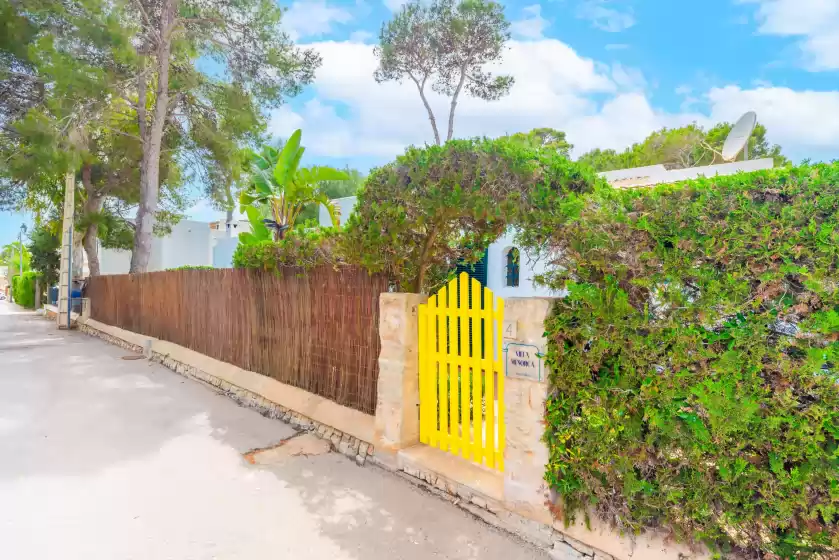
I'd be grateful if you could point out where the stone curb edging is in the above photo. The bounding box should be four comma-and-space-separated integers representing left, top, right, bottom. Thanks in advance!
80, 322, 145, 354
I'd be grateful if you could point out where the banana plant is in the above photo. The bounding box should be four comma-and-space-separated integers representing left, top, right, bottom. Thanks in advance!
239, 130, 348, 241
237, 206, 272, 246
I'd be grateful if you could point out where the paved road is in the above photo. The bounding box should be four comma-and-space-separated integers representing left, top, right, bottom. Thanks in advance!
0, 302, 548, 560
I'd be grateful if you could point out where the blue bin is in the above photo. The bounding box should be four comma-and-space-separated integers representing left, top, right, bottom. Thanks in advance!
49, 286, 59, 305
71, 289, 83, 313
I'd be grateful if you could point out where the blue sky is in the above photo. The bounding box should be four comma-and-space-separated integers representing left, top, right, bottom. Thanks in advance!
3, 0, 838, 244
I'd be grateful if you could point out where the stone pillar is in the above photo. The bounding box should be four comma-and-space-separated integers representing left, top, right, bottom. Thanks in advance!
502, 297, 557, 525
374, 293, 428, 451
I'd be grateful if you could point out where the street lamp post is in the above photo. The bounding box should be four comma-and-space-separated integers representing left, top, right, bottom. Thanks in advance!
12, 224, 27, 304
19, 224, 26, 280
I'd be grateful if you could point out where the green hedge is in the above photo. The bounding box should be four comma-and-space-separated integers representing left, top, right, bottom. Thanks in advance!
166, 265, 215, 271
538, 163, 839, 557
11, 271, 40, 309
232, 226, 341, 271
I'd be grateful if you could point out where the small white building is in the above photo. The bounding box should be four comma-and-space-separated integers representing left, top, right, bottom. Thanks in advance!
319, 158, 775, 296
99, 220, 219, 274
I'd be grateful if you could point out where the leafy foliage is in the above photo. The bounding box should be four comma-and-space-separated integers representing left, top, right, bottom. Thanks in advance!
296, 167, 364, 223
11, 271, 40, 308
0, 241, 31, 275
239, 130, 348, 241
507, 128, 573, 158
536, 163, 839, 557
342, 137, 598, 292
166, 265, 214, 271
27, 225, 60, 286
232, 226, 342, 271
577, 122, 790, 172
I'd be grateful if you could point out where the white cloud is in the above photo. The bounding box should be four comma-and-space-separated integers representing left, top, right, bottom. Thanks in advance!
269, 40, 683, 159
283, 0, 353, 40
576, 0, 636, 33
268, 39, 839, 165
741, 0, 839, 70
383, 0, 409, 11
349, 30, 375, 43
511, 5, 549, 40
706, 86, 839, 152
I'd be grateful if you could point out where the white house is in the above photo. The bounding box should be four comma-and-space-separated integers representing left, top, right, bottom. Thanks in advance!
319, 158, 775, 296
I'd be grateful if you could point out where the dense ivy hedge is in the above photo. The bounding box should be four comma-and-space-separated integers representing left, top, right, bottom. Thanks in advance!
232, 226, 342, 271
11, 271, 40, 308
538, 163, 839, 558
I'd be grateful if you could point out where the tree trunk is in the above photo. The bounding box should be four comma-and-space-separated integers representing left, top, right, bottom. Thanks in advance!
82, 194, 104, 277
72, 231, 85, 280
129, 0, 176, 273
412, 76, 441, 145
225, 182, 234, 238
80, 164, 104, 277
446, 65, 467, 142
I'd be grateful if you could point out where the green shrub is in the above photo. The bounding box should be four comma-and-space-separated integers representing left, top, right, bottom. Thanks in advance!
11, 271, 40, 308
232, 226, 341, 271
537, 163, 839, 558
342, 137, 598, 292
166, 265, 215, 271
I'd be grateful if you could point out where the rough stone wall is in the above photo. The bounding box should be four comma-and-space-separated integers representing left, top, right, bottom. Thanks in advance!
502, 298, 555, 525
374, 293, 427, 450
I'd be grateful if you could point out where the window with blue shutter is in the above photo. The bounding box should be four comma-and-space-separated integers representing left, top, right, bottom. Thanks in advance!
506, 248, 520, 287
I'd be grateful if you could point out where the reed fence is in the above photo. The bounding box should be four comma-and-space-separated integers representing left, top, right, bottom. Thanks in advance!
86, 267, 388, 414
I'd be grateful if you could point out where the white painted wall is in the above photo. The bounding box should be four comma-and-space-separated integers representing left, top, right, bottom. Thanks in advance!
320, 197, 357, 227
213, 237, 239, 269
99, 220, 213, 274
603, 158, 775, 188
485, 231, 558, 298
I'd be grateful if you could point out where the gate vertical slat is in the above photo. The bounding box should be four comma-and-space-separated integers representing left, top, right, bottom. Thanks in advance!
484, 285, 496, 469
458, 273, 470, 458
470, 277, 482, 464
437, 285, 450, 452
447, 279, 459, 455
428, 294, 439, 447
495, 292, 505, 471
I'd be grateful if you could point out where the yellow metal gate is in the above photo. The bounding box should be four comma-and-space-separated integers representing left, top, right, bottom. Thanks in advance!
418, 272, 505, 471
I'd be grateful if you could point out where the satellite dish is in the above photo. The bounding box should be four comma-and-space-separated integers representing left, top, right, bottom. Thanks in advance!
722, 111, 757, 162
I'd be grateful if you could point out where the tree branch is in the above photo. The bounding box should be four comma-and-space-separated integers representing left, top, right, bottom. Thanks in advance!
446, 62, 468, 142
409, 74, 440, 145
103, 126, 144, 144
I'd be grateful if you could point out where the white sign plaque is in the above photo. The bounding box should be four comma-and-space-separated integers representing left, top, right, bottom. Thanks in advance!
504, 343, 543, 381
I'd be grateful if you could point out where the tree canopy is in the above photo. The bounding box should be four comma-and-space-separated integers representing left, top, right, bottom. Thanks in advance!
342, 137, 598, 292
0, 0, 319, 273
374, 0, 513, 145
